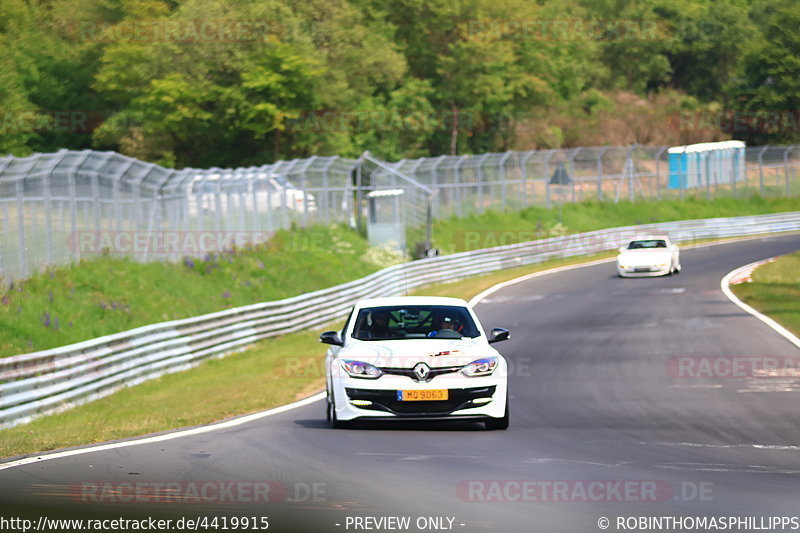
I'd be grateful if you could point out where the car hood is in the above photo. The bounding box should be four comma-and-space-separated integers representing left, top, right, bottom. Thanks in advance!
340, 338, 497, 369
618, 249, 672, 265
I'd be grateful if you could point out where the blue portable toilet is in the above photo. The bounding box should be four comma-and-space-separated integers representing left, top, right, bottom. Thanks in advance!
668, 141, 745, 190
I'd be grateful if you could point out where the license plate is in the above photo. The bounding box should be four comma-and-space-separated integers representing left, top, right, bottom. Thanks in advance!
634, 267, 652, 272
397, 389, 449, 401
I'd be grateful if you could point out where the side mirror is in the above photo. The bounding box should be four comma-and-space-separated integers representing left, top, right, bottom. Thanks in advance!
320, 331, 343, 346
488, 328, 510, 344
618, 246, 626, 253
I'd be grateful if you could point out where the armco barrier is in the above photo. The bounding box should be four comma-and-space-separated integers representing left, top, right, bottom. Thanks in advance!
1, 212, 799, 428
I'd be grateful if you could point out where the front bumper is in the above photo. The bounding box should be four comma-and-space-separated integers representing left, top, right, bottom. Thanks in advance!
617, 263, 671, 277
330, 370, 507, 422
345, 385, 496, 416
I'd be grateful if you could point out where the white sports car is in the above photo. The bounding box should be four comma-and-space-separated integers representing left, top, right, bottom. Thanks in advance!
616, 235, 681, 277
321, 296, 510, 430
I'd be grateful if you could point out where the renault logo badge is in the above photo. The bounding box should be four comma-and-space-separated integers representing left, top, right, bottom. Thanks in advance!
413, 363, 430, 381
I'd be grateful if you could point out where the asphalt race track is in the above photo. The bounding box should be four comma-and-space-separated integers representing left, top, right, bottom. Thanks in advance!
2, 234, 800, 533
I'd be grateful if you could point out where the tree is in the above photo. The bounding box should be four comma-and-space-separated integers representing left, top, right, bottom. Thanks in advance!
91, 0, 407, 166
730, 0, 800, 144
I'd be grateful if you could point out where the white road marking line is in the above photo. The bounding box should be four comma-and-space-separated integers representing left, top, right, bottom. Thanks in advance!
670, 384, 723, 389
469, 233, 797, 308
655, 463, 800, 474
0, 392, 326, 471
468, 258, 616, 307
720, 258, 800, 350
635, 441, 800, 451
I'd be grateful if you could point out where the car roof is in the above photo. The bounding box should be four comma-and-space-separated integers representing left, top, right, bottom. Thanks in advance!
355, 296, 471, 309
631, 235, 670, 241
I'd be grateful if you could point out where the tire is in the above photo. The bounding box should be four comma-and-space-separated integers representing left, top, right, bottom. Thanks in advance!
325, 394, 332, 423
485, 396, 509, 430
327, 393, 350, 429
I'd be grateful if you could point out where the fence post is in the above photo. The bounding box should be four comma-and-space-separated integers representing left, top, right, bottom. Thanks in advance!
43, 163, 54, 265
499, 151, 512, 209
475, 153, 489, 213
0, 157, 10, 279
568, 147, 580, 203
321, 157, 337, 224
455, 155, 467, 217
355, 155, 364, 234
758, 145, 769, 196
626, 144, 637, 202
544, 149, 556, 209
15, 175, 28, 278
91, 162, 102, 234
69, 151, 94, 263
116, 156, 136, 233
93, 152, 117, 234
521, 150, 535, 206
655, 146, 666, 200
784, 146, 792, 197
431, 155, 446, 219
298, 156, 316, 228
597, 147, 609, 201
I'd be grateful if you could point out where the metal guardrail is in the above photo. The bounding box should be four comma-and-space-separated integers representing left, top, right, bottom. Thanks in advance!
1, 212, 799, 427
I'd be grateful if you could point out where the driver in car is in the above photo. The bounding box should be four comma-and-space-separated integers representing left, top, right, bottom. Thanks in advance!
427, 316, 463, 337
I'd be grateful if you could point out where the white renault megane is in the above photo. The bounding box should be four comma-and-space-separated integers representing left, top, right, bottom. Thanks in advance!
321, 296, 510, 430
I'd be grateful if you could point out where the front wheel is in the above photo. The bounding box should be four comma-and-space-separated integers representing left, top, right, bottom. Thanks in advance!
485, 396, 509, 430
327, 394, 350, 429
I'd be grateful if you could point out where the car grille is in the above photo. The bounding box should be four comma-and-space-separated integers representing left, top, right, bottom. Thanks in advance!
345, 386, 496, 416
380, 365, 462, 382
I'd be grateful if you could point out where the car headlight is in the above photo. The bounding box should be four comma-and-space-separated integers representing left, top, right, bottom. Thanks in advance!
341, 359, 383, 379
461, 357, 498, 377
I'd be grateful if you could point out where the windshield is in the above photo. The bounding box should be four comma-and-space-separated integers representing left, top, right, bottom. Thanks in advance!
627, 239, 667, 250
351, 305, 480, 341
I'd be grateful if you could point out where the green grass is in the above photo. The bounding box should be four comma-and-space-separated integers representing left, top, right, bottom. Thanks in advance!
1, 194, 798, 458
423, 195, 800, 254
732, 252, 800, 337
0, 251, 619, 459
1, 234, 795, 459
0, 225, 402, 355
4, 196, 797, 356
